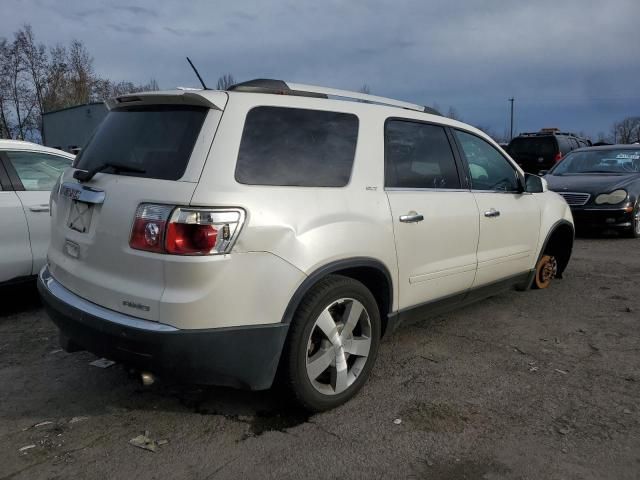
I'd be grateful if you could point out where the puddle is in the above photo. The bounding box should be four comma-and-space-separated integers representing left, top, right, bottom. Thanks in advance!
159, 384, 312, 438
421, 459, 510, 480
246, 408, 311, 437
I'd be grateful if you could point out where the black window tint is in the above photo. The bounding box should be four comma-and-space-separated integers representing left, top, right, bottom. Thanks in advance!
557, 137, 571, 154
75, 105, 207, 180
384, 120, 460, 189
455, 130, 520, 192
508, 137, 556, 157
235, 107, 358, 187
568, 138, 579, 150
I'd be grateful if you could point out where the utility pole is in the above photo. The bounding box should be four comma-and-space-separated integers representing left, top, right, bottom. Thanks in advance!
508, 97, 515, 141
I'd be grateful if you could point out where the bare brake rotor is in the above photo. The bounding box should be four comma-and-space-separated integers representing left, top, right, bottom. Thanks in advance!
535, 255, 557, 289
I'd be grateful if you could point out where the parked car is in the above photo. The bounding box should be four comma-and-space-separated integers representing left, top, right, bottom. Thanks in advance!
543, 145, 640, 237
38, 80, 574, 411
507, 128, 591, 173
0, 140, 74, 285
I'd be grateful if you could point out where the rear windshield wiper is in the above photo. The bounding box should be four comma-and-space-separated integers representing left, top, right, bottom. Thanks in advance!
73, 162, 146, 182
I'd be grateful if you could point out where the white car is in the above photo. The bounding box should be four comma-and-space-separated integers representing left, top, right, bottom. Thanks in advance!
0, 140, 74, 285
38, 80, 574, 411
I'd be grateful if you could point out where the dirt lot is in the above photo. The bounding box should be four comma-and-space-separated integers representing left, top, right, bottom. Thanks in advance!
1, 237, 639, 480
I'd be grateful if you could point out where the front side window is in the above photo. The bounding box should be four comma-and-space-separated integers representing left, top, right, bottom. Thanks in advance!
455, 130, 520, 192
385, 120, 460, 189
235, 106, 358, 187
6, 151, 71, 191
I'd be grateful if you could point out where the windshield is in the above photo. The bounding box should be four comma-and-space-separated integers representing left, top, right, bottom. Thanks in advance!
551, 149, 640, 175
75, 105, 207, 180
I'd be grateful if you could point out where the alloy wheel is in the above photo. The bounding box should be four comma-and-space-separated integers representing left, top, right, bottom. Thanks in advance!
305, 298, 372, 396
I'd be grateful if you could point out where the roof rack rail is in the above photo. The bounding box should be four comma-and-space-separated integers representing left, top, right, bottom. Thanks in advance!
518, 130, 581, 137
227, 78, 440, 115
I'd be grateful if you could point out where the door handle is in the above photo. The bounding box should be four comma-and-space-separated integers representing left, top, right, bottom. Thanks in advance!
484, 208, 500, 218
399, 212, 424, 223
29, 205, 50, 213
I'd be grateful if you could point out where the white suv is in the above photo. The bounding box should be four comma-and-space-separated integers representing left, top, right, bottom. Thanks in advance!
38, 80, 574, 411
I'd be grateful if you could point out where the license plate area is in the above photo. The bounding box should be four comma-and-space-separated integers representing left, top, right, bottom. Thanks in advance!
67, 200, 94, 233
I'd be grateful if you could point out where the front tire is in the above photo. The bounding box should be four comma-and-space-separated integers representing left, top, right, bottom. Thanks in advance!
625, 201, 640, 238
282, 275, 381, 412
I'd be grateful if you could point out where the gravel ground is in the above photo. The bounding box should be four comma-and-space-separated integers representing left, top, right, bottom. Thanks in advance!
1, 237, 639, 480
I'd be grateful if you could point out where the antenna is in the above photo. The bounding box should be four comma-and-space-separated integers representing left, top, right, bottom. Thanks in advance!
186, 57, 208, 90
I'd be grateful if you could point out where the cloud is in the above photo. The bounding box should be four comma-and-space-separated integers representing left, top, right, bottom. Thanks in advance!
1, 0, 639, 136
163, 26, 215, 37
107, 24, 152, 35
115, 5, 158, 16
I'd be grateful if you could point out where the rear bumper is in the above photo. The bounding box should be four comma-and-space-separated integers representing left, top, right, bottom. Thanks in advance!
37, 266, 289, 390
570, 207, 633, 230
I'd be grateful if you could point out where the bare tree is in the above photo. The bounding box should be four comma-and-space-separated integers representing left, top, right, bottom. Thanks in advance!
1, 35, 38, 140
611, 117, 640, 144
0, 24, 189, 140
43, 44, 70, 112
92, 78, 160, 100
475, 124, 501, 142
0, 38, 12, 138
358, 84, 371, 95
216, 73, 236, 90
67, 39, 94, 105
446, 106, 462, 121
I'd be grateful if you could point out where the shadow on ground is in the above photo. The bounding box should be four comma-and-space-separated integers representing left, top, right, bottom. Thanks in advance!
0, 281, 41, 318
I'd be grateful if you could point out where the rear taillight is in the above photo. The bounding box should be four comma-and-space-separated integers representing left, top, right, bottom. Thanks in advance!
130, 204, 173, 253
554, 152, 563, 163
129, 204, 245, 256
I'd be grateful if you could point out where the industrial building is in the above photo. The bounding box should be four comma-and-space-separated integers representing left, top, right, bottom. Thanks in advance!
42, 102, 107, 154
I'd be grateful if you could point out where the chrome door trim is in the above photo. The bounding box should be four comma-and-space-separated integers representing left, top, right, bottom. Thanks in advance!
385, 187, 471, 192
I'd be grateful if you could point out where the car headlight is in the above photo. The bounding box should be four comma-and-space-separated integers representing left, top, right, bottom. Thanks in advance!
595, 189, 628, 205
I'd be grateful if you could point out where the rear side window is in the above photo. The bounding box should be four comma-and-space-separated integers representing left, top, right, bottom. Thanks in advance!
75, 105, 208, 180
557, 137, 572, 154
235, 106, 358, 187
385, 120, 460, 189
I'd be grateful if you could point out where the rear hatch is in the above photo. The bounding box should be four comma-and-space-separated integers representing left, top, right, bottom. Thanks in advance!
48, 91, 226, 321
508, 136, 557, 172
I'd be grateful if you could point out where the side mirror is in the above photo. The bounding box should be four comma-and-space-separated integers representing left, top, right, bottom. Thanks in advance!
538, 170, 548, 176
525, 173, 544, 193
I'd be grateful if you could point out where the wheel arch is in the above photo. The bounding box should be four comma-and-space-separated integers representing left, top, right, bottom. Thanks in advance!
281, 257, 394, 336
538, 219, 575, 278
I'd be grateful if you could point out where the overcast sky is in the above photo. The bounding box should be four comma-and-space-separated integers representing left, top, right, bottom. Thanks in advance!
2, 0, 639, 138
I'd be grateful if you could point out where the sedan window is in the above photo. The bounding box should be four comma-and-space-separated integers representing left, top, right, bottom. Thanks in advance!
551, 150, 640, 175
6, 151, 72, 191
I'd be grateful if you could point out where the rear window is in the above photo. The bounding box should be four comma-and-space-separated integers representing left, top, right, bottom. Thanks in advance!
508, 137, 556, 157
235, 106, 358, 187
74, 105, 208, 180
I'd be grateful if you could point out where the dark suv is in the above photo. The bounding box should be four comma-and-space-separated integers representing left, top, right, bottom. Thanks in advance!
507, 129, 591, 173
